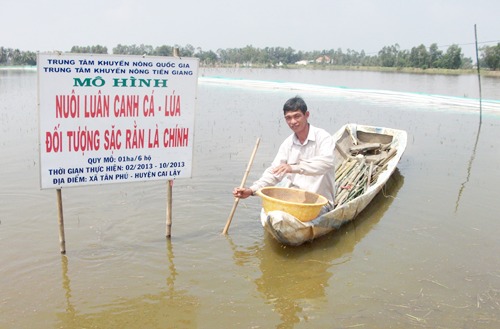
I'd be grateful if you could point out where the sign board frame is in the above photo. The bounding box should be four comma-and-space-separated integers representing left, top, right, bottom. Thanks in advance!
37, 53, 199, 189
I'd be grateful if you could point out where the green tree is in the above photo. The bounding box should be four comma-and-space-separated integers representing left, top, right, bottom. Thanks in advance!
112, 44, 129, 54
428, 43, 442, 68
0, 47, 8, 64
112, 44, 153, 55
239, 45, 259, 64
280, 47, 300, 65
153, 45, 174, 56
481, 43, 500, 70
378, 44, 400, 67
70, 45, 107, 54
215, 48, 225, 63
177, 44, 195, 57
328, 48, 344, 65
10, 49, 23, 65
409, 44, 429, 69
196, 49, 218, 65
437, 44, 462, 69
21, 51, 36, 65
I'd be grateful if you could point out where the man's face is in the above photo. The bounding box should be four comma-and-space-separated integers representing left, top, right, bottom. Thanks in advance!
284, 110, 309, 134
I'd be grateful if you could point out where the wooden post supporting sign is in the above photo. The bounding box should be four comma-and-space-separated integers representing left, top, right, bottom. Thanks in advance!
166, 47, 180, 238
56, 188, 66, 254
166, 180, 173, 237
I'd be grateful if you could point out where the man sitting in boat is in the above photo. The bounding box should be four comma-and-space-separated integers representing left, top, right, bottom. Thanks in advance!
232, 96, 335, 203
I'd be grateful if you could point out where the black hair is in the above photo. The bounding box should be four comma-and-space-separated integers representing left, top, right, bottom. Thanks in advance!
283, 96, 307, 115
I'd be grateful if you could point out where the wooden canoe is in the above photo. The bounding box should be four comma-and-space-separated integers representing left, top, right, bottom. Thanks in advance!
260, 123, 408, 246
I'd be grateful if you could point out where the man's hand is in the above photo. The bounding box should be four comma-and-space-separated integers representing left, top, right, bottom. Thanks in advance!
232, 187, 253, 199
271, 163, 292, 177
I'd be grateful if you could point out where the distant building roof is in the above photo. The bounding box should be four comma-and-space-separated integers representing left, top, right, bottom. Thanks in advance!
315, 55, 331, 63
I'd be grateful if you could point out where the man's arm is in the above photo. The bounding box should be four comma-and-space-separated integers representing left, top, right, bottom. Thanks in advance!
290, 133, 334, 175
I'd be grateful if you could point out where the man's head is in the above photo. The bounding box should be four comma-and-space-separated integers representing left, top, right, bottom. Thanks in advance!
283, 96, 307, 115
283, 96, 310, 137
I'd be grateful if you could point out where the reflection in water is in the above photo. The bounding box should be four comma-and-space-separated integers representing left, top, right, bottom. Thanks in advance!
455, 123, 482, 212
57, 242, 199, 329
165, 240, 177, 296
61, 255, 76, 324
232, 171, 404, 328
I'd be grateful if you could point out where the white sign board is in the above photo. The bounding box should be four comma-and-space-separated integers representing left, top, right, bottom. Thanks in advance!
38, 53, 199, 189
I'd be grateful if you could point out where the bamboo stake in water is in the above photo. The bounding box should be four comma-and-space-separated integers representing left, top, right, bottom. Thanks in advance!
474, 24, 483, 124
222, 138, 260, 235
166, 180, 173, 237
56, 189, 66, 254
166, 46, 179, 238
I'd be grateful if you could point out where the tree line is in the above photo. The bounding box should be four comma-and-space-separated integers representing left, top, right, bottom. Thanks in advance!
1, 42, 499, 70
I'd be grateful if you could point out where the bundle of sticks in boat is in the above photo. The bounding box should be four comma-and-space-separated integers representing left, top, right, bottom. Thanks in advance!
334, 144, 396, 207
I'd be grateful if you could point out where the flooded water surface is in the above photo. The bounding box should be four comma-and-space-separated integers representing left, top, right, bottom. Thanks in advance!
1, 68, 500, 328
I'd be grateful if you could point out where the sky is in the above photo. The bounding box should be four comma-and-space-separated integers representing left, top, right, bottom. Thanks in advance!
2, 0, 499, 59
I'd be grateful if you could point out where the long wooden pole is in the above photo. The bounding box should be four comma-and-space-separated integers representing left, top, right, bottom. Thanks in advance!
166, 47, 180, 238
474, 24, 483, 124
56, 188, 66, 254
222, 138, 260, 235
166, 180, 173, 237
